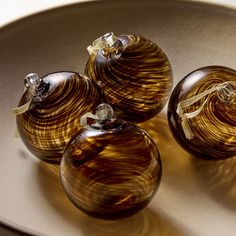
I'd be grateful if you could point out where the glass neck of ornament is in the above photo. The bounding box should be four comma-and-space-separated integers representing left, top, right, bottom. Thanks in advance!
12, 73, 50, 115
80, 103, 125, 130
87, 32, 124, 58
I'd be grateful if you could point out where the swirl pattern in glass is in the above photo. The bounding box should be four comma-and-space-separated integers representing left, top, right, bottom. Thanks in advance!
16, 72, 102, 163
60, 120, 162, 219
168, 66, 236, 160
85, 34, 173, 123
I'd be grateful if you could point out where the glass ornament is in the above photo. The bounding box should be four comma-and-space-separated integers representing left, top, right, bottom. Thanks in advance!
85, 32, 173, 123
13, 72, 103, 163
168, 66, 236, 160
60, 104, 162, 219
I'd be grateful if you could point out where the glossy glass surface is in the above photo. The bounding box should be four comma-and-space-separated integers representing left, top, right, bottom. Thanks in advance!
168, 66, 236, 160
60, 120, 162, 219
16, 72, 102, 163
85, 34, 173, 123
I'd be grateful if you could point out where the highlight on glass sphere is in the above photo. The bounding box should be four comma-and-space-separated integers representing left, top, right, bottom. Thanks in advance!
13, 71, 103, 163
85, 32, 173, 123
60, 103, 162, 219
168, 65, 236, 160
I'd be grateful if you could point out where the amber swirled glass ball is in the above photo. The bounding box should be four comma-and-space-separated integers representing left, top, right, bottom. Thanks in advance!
168, 66, 236, 160
60, 104, 162, 219
14, 72, 103, 163
85, 32, 173, 123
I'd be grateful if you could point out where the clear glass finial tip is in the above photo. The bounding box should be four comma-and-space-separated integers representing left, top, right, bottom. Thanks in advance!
96, 103, 114, 122
217, 82, 236, 103
24, 73, 41, 90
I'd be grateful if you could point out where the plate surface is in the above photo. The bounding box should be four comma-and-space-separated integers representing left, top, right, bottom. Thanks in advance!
0, 0, 236, 235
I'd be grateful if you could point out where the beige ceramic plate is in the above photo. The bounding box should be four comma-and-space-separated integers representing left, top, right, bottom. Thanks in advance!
0, 0, 236, 235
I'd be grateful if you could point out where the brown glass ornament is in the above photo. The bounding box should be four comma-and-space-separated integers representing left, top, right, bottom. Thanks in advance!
168, 66, 236, 160
85, 32, 173, 123
14, 72, 103, 163
60, 104, 162, 219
